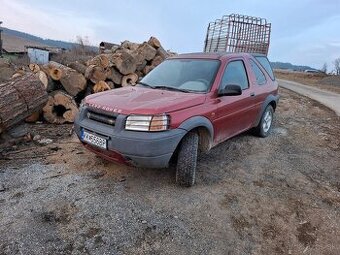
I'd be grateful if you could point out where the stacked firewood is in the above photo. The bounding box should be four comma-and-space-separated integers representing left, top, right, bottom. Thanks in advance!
0, 37, 173, 131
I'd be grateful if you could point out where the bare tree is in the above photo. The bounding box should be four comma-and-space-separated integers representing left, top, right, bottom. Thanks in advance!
321, 62, 327, 74
51, 36, 96, 65
334, 58, 340, 75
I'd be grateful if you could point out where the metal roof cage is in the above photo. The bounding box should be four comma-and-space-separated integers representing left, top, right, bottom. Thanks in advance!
204, 14, 271, 55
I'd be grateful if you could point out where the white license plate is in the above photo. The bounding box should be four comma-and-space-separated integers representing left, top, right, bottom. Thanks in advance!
82, 130, 107, 149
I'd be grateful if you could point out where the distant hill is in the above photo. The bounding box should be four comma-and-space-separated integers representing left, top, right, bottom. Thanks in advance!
2, 27, 97, 51
270, 61, 316, 72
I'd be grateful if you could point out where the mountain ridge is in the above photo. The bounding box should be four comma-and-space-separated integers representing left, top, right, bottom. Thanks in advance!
2, 27, 96, 50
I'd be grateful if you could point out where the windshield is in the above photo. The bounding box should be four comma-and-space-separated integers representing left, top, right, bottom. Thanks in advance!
139, 59, 220, 92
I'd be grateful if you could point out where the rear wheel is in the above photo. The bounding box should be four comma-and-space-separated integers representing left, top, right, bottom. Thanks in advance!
176, 132, 199, 187
254, 105, 274, 137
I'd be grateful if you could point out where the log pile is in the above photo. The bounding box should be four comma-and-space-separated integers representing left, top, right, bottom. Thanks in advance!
0, 36, 174, 131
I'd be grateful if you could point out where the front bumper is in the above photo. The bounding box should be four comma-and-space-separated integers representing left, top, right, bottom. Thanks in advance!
74, 107, 186, 168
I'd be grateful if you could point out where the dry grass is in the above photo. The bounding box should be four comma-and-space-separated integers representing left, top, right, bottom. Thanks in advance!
274, 69, 340, 94
50, 46, 97, 66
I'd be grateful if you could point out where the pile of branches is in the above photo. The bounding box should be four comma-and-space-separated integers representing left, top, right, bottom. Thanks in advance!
9, 37, 173, 126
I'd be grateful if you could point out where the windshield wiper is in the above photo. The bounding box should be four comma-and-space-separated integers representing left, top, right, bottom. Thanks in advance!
153, 85, 190, 93
138, 82, 155, 88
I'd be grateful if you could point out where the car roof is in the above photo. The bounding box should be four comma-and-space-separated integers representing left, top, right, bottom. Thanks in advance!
169, 52, 267, 61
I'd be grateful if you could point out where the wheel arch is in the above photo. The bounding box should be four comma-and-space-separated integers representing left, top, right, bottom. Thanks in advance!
178, 116, 214, 152
254, 94, 279, 127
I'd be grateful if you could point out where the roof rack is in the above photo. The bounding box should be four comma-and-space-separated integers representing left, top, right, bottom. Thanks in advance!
204, 14, 271, 55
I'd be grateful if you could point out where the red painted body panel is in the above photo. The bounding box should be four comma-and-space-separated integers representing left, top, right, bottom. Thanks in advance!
85, 86, 206, 115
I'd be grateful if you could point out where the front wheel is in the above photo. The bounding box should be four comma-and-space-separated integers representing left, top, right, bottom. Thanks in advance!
254, 105, 274, 137
176, 132, 199, 187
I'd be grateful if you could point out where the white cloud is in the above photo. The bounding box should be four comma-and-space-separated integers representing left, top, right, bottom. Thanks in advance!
0, 0, 102, 44
1, 0, 340, 68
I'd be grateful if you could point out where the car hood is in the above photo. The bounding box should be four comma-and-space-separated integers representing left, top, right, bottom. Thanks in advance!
85, 86, 206, 115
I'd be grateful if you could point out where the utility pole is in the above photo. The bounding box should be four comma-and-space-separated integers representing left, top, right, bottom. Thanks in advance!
0, 21, 3, 58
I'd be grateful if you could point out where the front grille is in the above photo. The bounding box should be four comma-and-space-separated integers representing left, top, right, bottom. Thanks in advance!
87, 110, 117, 126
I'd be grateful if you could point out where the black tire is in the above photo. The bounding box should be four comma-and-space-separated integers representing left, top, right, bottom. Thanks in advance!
254, 105, 274, 137
176, 132, 199, 187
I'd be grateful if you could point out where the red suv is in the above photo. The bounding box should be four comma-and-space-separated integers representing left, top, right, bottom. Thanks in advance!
75, 52, 279, 186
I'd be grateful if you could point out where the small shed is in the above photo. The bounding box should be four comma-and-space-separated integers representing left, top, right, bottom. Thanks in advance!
27, 46, 49, 64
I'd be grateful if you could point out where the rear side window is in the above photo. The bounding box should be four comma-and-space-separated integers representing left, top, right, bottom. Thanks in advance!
255, 56, 275, 80
220, 60, 249, 90
250, 60, 266, 85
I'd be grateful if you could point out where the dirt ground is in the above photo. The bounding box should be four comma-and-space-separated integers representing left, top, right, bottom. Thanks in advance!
0, 88, 339, 255
274, 70, 340, 94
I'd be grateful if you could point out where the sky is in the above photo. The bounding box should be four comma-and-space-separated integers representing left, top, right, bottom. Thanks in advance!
1, 0, 340, 70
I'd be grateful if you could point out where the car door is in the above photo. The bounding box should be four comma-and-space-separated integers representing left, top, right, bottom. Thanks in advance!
213, 58, 257, 143
247, 59, 269, 122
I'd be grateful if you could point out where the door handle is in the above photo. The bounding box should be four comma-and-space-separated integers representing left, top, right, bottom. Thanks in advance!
250, 92, 256, 97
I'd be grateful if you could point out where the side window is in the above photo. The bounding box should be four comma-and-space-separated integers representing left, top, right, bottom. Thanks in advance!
250, 59, 267, 85
220, 60, 249, 90
255, 56, 275, 80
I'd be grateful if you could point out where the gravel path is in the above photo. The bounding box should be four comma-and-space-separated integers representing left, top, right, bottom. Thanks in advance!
0, 89, 339, 255
278, 79, 340, 116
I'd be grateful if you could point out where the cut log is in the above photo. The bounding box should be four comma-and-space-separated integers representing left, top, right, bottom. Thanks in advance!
121, 40, 139, 51
93, 81, 111, 93
12, 73, 23, 79
25, 111, 40, 123
135, 70, 144, 78
148, 36, 161, 49
87, 55, 110, 69
37, 71, 49, 89
47, 61, 87, 96
85, 65, 107, 84
151, 55, 164, 67
106, 81, 115, 89
42, 90, 79, 124
0, 73, 48, 133
68, 61, 87, 75
137, 42, 157, 61
143, 65, 154, 75
121, 73, 138, 87
45, 76, 61, 93
136, 60, 147, 72
40, 64, 52, 77
0, 67, 15, 82
29, 63, 40, 73
111, 51, 137, 75
50, 66, 62, 81
105, 67, 123, 84
85, 65, 96, 79
156, 46, 168, 59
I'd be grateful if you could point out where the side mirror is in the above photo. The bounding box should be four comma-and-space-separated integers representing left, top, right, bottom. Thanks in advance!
218, 84, 242, 96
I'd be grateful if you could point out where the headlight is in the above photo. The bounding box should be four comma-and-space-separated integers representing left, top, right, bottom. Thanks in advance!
125, 114, 169, 131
